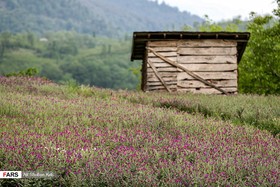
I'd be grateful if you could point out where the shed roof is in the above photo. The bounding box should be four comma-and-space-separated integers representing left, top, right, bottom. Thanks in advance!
131, 31, 250, 62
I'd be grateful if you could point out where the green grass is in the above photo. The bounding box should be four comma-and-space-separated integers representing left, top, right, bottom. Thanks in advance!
0, 49, 56, 74
0, 77, 279, 186
120, 92, 280, 137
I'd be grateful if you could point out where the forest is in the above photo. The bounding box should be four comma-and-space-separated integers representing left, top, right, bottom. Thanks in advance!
0, 0, 202, 37
0, 0, 279, 94
0, 32, 140, 89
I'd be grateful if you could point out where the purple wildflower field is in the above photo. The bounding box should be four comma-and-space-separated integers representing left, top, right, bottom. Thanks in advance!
0, 77, 279, 186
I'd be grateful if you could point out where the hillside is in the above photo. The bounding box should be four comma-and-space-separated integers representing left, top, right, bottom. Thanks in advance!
0, 32, 140, 90
0, 0, 203, 36
0, 77, 279, 186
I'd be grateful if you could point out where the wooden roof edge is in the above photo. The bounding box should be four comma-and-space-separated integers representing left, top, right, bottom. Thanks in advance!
131, 31, 250, 61
132, 31, 250, 39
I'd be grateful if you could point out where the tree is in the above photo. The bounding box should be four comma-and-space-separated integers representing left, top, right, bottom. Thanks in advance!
239, 10, 280, 94
273, 0, 280, 18
27, 32, 35, 47
182, 15, 240, 32
0, 32, 12, 58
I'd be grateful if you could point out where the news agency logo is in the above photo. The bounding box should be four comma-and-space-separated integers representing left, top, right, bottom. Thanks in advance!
0, 171, 22, 179
0, 171, 57, 179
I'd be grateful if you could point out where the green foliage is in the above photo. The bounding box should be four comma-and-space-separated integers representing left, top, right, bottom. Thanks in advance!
183, 15, 245, 32
0, 31, 140, 90
273, 0, 280, 18
63, 80, 96, 98
4, 67, 38, 77
197, 15, 224, 31
239, 12, 280, 94
129, 66, 142, 90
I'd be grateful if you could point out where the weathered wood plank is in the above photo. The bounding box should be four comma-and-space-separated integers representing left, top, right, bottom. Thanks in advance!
147, 73, 177, 78
147, 76, 177, 82
179, 63, 237, 72
147, 67, 178, 73
178, 39, 237, 47
147, 62, 173, 68
147, 81, 177, 86
147, 73, 177, 82
147, 87, 177, 92
177, 87, 238, 94
177, 72, 237, 80
148, 52, 177, 57
178, 55, 237, 64
148, 41, 177, 47
148, 57, 177, 63
147, 84, 177, 90
178, 47, 237, 56
148, 63, 237, 72
177, 80, 237, 88
147, 59, 172, 92
148, 47, 177, 52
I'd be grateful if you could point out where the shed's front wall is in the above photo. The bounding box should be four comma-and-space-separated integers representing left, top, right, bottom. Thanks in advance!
145, 39, 238, 94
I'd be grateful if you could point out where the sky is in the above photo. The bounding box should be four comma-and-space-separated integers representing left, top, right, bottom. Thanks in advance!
155, 0, 277, 21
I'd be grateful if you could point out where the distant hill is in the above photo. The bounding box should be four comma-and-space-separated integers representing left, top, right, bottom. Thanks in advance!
0, 0, 203, 37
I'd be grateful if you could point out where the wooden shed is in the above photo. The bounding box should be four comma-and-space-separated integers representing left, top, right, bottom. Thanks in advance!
131, 31, 250, 94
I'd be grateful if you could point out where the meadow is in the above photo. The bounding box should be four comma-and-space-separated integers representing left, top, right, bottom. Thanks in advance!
0, 77, 279, 186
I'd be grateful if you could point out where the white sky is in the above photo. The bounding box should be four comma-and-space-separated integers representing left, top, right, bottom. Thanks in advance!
155, 0, 277, 21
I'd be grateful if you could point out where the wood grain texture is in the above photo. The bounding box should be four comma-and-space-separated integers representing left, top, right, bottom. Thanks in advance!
148, 63, 237, 72
177, 79, 237, 88
147, 60, 172, 92
177, 87, 237, 94
147, 76, 177, 82
148, 52, 177, 57
147, 47, 177, 52
147, 62, 173, 68
148, 41, 177, 47
177, 72, 237, 80
180, 63, 237, 72
178, 39, 237, 47
148, 57, 177, 63
147, 47, 230, 95
147, 81, 177, 86
178, 55, 237, 64
147, 72, 177, 78
178, 47, 237, 56
144, 39, 240, 94
147, 67, 178, 73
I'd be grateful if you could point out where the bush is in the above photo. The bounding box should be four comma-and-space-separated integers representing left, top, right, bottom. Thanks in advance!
4, 67, 38, 77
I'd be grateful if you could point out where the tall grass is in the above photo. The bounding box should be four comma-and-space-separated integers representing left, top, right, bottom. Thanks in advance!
121, 92, 280, 137
0, 77, 279, 186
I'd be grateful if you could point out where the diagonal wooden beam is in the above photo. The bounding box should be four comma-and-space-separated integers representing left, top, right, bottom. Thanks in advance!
147, 47, 229, 95
147, 59, 172, 92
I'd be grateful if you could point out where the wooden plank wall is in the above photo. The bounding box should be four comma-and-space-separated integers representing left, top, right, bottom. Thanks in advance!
146, 41, 178, 91
145, 40, 238, 94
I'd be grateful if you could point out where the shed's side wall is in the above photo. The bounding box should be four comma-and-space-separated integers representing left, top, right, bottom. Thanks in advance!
145, 39, 238, 94
146, 41, 178, 92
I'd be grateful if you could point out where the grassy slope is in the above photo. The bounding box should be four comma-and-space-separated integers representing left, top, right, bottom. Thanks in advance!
0, 49, 56, 72
0, 77, 279, 186
121, 91, 280, 136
